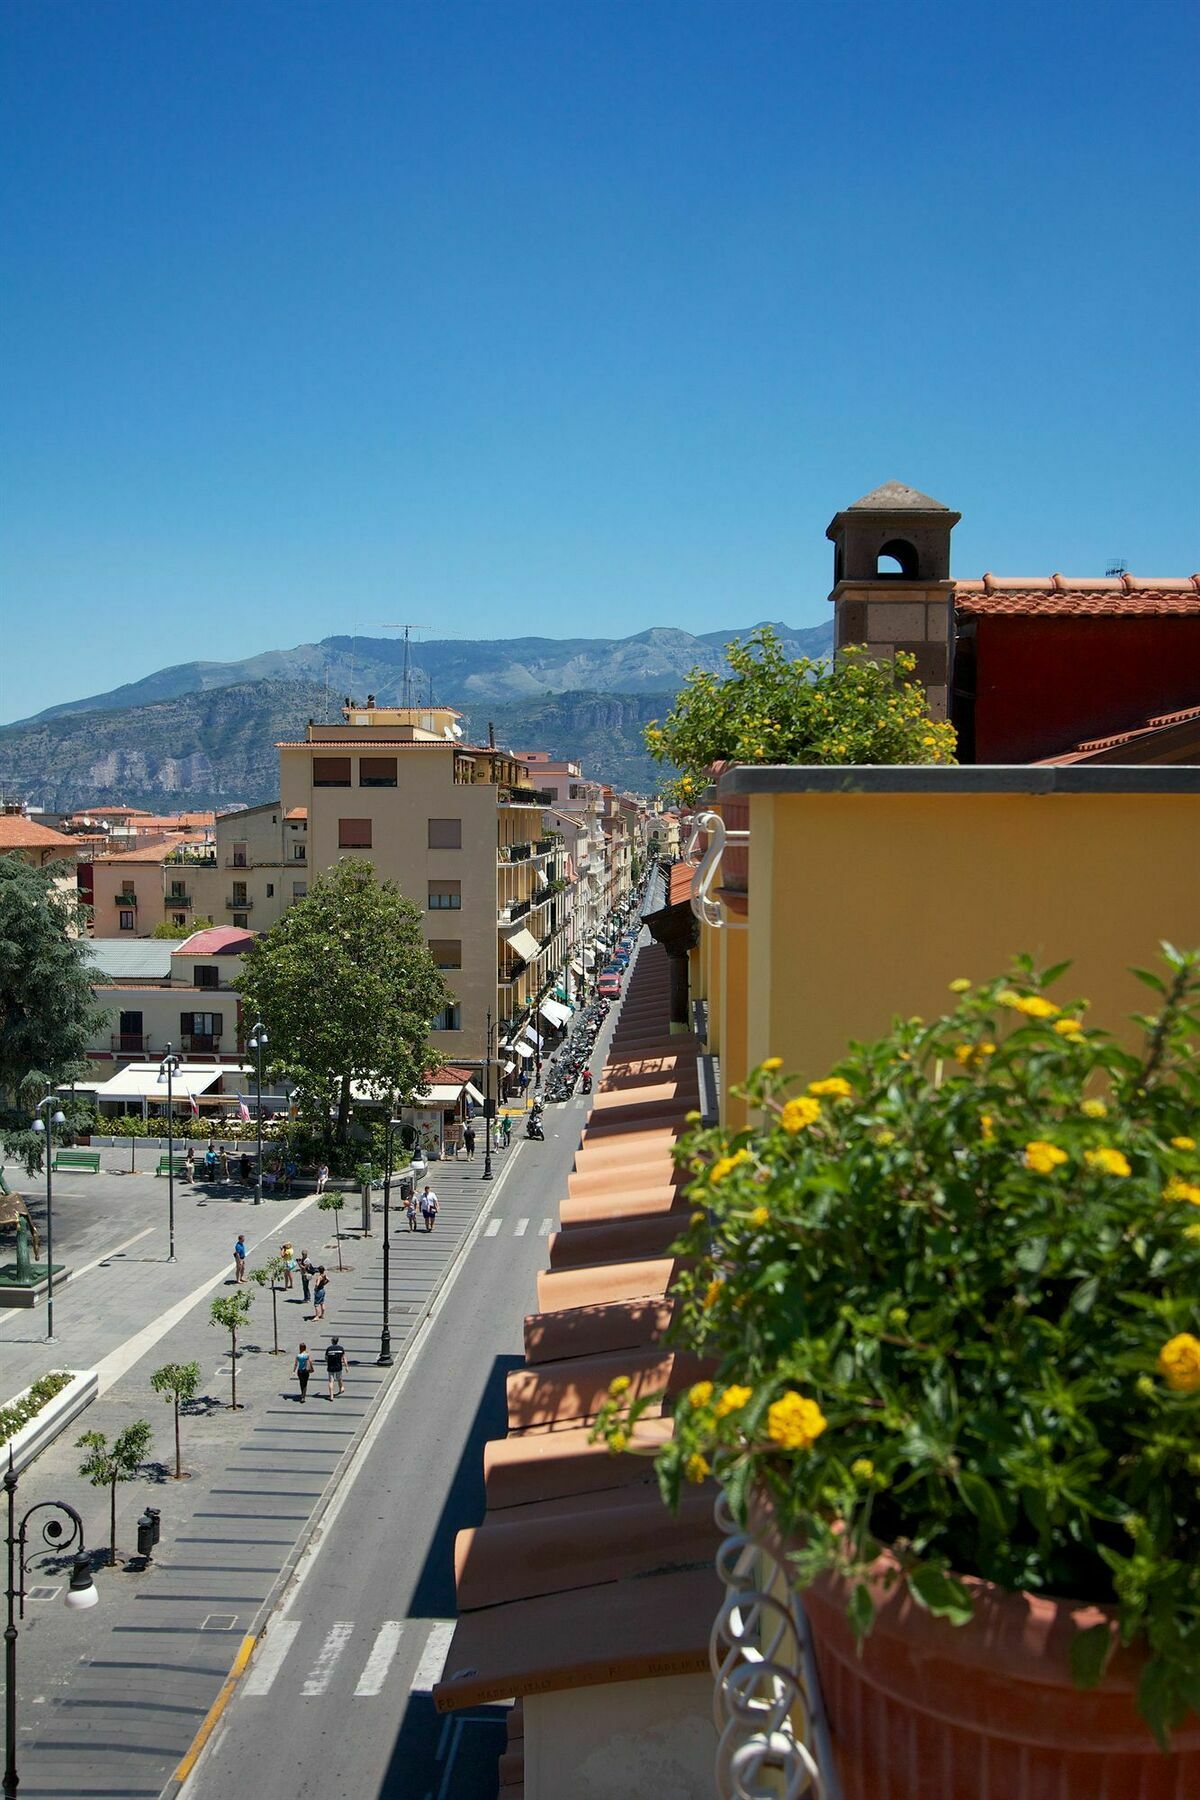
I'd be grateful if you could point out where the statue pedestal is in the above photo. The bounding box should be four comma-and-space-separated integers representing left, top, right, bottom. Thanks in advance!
0, 1261, 71, 1309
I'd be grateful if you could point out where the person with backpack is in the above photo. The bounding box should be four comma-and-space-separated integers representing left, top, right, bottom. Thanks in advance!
419, 1185, 439, 1232
325, 1336, 346, 1400
312, 1266, 328, 1320
293, 1342, 312, 1403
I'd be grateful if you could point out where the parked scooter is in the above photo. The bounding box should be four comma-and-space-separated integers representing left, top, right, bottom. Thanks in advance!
581, 1069, 593, 1093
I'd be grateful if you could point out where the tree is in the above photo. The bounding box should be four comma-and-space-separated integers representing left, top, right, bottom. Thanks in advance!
0, 858, 105, 1145
210, 1292, 253, 1409
237, 858, 451, 1147
317, 1191, 346, 1271
250, 1256, 288, 1354
77, 1420, 153, 1567
644, 627, 958, 803
152, 916, 214, 939
149, 1360, 201, 1478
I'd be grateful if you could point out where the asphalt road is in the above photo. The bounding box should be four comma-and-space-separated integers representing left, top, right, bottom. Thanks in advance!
185, 1081, 599, 1800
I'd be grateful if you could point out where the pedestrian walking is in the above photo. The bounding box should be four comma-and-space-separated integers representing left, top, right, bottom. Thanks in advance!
312, 1266, 328, 1320
419, 1185, 439, 1232
325, 1336, 346, 1400
280, 1242, 295, 1290
219, 1144, 230, 1181
298, 1249, 313, 1302
239, 1151, 252, 1185
463, 1123, 476, 1159
500, 1115, 511, 1148
233, 1234, 247, 1283
293, 1342, 312, 1404
316, 1162, 330, 1194
205, 1142, 218, 1179
184, 1145, 195, 1183
405, 1191, 419, 1233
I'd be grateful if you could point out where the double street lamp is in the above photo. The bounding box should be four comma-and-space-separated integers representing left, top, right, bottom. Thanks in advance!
30, 1096, 65, 1342
248, 1022, 268, 1206
380, 1119, 425, 1366
483, 1009, 494, 1181
159, 1047, 181, 1263
5, 1451, 98, 1799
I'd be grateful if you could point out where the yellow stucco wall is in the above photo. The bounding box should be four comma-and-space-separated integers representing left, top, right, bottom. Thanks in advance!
740, 788, 1200, 1085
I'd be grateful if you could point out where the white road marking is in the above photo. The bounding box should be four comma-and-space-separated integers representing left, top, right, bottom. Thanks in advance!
513, 1217, 529, 1237
411, 1620, 456, 1692
539, 1217, 552, 1236
301, 1620, 354, 1695
483, 1218, 502, 1237
354, 1620, 405, 1696
242, 1618, 301, 1696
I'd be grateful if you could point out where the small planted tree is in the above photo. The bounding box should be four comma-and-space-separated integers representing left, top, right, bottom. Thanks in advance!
149, 1360, 201, 1478
210, 1291, 253, 1409
77, 1420, 154, 1568
251, 1255, 288, 1354
317, 1190, 346, 1270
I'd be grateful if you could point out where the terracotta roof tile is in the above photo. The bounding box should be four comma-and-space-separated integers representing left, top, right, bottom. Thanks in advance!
956, 574, 1200, 618
1038, 702, 1200, 764
0, 815, 79, 851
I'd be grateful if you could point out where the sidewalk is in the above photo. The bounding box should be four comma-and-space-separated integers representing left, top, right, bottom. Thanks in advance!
5, 1145, 512, 1800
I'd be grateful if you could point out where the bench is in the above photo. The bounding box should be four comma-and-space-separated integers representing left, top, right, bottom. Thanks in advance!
52, 1149, 101, 1174
156, 1156, 190, 1178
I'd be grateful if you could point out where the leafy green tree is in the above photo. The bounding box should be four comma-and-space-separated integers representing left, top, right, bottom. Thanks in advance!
152, 916, 214, 939
210, 1292, 253, 1409
149, 1360, 201, 1478
77, 1420, 154, 1567
0, 859, 105, 1156
644, 626, 957, 803
237, 858, 451, 1147
317, 1191, 346, 1271
250, 1255, 288, 1354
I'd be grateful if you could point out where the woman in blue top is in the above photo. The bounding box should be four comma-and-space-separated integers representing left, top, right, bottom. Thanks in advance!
293, 1342, 312, 1403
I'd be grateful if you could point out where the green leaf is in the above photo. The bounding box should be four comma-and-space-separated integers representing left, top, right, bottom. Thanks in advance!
907, 1564, 974, 1626
1130, 967, 1166, 994
956, 1471, 1010, 1536
848, 1582, 875, 1641
1068, 1275, 1100, 1316
1069, 1623, 1113, 1690
1015, 1236, 1048, 1275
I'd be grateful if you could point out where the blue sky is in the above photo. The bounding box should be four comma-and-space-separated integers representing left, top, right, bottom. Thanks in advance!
2, 0, 1197, 721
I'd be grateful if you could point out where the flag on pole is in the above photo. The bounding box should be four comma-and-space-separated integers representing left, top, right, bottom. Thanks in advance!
188, 1093, 199, 1118
236, 1094, 251, 1122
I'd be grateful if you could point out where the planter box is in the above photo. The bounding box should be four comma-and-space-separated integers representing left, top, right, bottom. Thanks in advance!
4, 1369, 99, 1474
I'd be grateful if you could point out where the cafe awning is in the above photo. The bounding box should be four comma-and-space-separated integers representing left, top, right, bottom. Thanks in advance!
569, 957, 584, 976
92, 1064, 225, 1102
505, 927, 542, 962
514, 1043, 535, 1059
539, 998, 571, 1029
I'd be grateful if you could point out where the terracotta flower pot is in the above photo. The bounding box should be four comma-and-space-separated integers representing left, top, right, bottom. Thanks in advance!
803, 1550, 1200, 1799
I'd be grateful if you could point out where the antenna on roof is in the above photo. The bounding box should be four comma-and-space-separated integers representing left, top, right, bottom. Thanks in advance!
365, 623, 431, 707
1105, 559, 1129, 578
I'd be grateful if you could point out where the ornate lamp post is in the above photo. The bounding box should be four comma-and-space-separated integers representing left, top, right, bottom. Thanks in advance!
5, 1451, 98, 1799
379, 1115, 400, 1367
159, 1047, 181, 1263
248, 1022, 268, 1205
30, 1096, 65, 1342
483, 1009, 494, 1181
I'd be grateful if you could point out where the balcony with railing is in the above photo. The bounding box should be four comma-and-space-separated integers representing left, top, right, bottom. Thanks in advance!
180, 1032, 222, 1055
111, 1032, 151, 1056
498, 841, 533, 863
225, 895, 254, 911
165, 891, 193, 908
115, 891, 138, 908
499, 896, 532, 926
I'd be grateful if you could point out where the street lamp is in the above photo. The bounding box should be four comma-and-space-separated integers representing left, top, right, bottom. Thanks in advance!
159, 1047, 181, 1263
30, 1095, 66, 1342
248, 1022, 268, 1206
4, 1451, 98, 1800
483, 1009, 494, 1181
379, 1116, 402, 1366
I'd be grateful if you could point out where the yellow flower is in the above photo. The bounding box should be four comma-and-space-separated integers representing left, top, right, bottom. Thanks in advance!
1054, 1017, 1084, 1037
714, 1385, 753, 1418
748, 1205, 770, 1229
808, 1076, 853, 1099
766, 1391, 828, 1451
955, 1041, 995, 1066
1024, 1140, 1069, 1174
980, 1113, 995, 1142
1157, 1333, 1200, 1393
607, 1375, 631, 1399
1171, 1136, 1196, 1152
780, 1096, 821, 1134
1085, 1147, 1131, 1178
702, 1279, 721, 1309
1080, 1099, 1108, 1119
948, 978, 972, 993
690, 1210, 706, 1227
609, 1428, 629, 1454
1184, 1223, 1200, 1242
685, 1110, 701, 1124
875, 1128, 896, 1147
709, 1148, 752, 1184
850, 1457, 876, 1482
689, 1381, 714, 1409
1135, 1375, 1156, 1398
760, 1057, 783, 1073
999, 991, 1060, 1018
1164, 1176, 1200, 1207
684, 1452, 711, 1484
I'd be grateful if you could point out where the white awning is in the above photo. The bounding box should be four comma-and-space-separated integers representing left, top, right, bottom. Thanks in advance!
539, 998, 571, 1029
505, 927, 542, 962
92, 1064, 224, 1102
534, 868, 548, 888
592, 936, 606, 951
569, 957, 584, 975
522, 1026, 544, 1049
415, 1083, 472, 1106
464, 1081, 485, 1105
514, 1042, 535, 1059
502, 1060, 516, 1074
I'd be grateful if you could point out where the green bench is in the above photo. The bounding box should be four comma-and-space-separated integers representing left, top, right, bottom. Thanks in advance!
52, 1149, 101, 1174
156, 1156, 189, 1178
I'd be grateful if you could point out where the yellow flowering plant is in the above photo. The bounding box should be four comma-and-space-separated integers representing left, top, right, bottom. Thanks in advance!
594, 946, 1200, 1745
643, 626, 956, 804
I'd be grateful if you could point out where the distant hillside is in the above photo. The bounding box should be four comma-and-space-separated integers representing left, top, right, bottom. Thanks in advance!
19, 619, 832, 724
0, 679, 677, 812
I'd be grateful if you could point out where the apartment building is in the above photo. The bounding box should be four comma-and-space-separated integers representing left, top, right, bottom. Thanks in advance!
278, 702, 570, 1081
84, 925, 253, 1078
186, 800, 309, 931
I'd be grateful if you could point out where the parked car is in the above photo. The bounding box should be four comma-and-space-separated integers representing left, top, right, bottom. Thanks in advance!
598, 974, 621, 999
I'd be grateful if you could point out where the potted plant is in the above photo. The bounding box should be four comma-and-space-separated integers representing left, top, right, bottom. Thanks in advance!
597, 949, 1200, 1792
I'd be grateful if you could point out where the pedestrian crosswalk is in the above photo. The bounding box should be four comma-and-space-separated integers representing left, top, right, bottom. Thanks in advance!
242, 1615, 455, 1702
480, 1216, 554, 1239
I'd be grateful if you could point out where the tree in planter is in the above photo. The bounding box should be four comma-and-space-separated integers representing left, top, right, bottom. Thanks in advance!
236, 859, 451, 1149
644, 625, 957, 804
318, 1190, 346, 1271
76, 1420, 154, 1568
250, 1256, 288, 1354
210, 1292, 253, 1409
149, 1361, 201, 1478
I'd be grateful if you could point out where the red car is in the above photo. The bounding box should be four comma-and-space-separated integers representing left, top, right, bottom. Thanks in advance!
598, 973, 621, 999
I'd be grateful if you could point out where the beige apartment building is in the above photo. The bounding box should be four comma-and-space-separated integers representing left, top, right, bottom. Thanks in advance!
186, 800, 309, 931
83, 926, 253, 1079
278, 703, 571, 1080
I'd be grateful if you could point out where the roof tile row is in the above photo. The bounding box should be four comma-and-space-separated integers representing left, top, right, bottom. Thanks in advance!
956, 574, 1200, 618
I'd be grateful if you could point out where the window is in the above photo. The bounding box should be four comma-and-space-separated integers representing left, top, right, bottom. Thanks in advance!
181, 1011, 222, 1038
431, 1003, 462, 1031
232, 881, 247, 903
195, 966, 219, 990
292, 881, 308, 899
876, 538, 919, 579
428, 938, 462, 969
359, 756, 397, 787
338, 818, 373, 848
232, 843, 248, 867
428, 817, 462, 849
118, 909, 134, 931
313, 756, 352, 787
428, 881, 461, 910
293, 843, 306, 861
172, 913, 186, 927
233, 912, 248, 928
121, 882, 135, 897
169, 881, 187, 899
266, 882, 274, 897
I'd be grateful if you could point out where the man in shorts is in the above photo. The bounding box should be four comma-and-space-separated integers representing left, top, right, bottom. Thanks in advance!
325, 1336, 346, 1400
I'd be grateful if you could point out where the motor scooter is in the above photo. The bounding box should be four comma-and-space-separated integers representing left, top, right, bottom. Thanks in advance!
526, 1116, 545, 1140
581, 1069, 593, 1094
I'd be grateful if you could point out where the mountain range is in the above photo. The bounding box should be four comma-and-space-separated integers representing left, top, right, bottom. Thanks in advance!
0, 620, 832, 812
